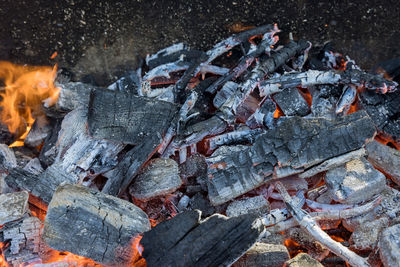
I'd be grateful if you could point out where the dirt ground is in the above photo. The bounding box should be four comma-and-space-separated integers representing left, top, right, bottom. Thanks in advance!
0, 0, 399, 85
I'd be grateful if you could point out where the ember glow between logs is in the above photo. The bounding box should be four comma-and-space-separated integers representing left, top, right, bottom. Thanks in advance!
0, 61, 60, 147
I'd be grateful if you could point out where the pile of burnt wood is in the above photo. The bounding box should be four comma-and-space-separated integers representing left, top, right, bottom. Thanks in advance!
2, 23, 400, 267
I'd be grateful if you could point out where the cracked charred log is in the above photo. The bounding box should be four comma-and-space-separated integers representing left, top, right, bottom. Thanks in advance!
42, 184, 150, 266
207, 110, 376, 205
141, 210, 264, 267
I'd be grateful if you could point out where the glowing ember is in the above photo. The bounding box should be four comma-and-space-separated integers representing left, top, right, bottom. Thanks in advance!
0, 61, 60, 146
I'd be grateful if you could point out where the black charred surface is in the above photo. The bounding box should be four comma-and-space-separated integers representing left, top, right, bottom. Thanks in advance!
42, 184, 150, 266
359, 90, 400, 141
5, 167, 72, 205
207, 110, 376, 205
272, 87, 310, 116
88, 88, 178, 144
102, 134, 161, 196
141, 210, 263, 267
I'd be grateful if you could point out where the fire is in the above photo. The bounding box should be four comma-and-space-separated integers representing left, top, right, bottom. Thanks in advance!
0, 61, 60, 145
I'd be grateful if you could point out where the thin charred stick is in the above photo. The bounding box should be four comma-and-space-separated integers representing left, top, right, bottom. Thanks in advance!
146, 43, 189, 69
206, 127, 265, 151
205, 26, 279, 94
259, 68, 397, 96
205, 24, 277, 64
268, 196, 381, 233
275, 181, 371, 267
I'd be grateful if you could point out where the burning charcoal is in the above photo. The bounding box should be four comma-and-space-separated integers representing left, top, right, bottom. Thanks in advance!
141, 210, 263, 267
285, 227, 329, 261
5, 166, 74, 207
246, 97, 276, 129
335, 85, 357, 115
205, 26, 279, 95
325, 158, 386, 204
179, 153, 207, 181
129, 158, 182, 201
144, 60, 190, 81
205, 24, 276, 65
343, 186, 400, 232
23, 158, 44, 175
49, 107, 124, 183
0, 143, 17, 172
378, 224, 400, 267
0, 122, 17, 144
276, 176, 308, 192
24, 115, 52, 147
1, 216, 47, 266
232, 243, 289, 267
272, 87, 310, 116
213, 81, 239, 109
102, 134, 162, 196
88, 88, 178, 144
366, 140, 400, 185
299, 148, 366, 179
177, 195, 190, 211
359, 90, 400, 142
43, 184, 150, 266
226, 195, 269, 217
0, 191, 28, 225
310, 85, 341, 119
285, 253, 324, 267
189, 193, 215, 217
349, 217, 389, 250
38, 118, 62, 167
259, 68, 397, 97
207, 111, 375, 205
54, 82, 95, 112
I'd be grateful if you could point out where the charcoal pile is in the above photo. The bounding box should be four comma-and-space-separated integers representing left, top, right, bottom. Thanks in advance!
1, 23, 400, 267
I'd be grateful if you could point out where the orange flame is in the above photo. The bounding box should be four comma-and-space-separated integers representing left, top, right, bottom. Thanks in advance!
0, 61, 59, 144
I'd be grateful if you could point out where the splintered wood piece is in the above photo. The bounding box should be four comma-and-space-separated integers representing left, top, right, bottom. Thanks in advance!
207, 111, 376, 205
0, 191, 28, 225
366, 140, 400, 185
88, 88, 178, 144
1, 216, 46, 266
232, 243, 289, 267
359, 90, 400, 142
43, 184, 150, 266
141, 210, 264, 267
52, 107, 124, 182
24, 115, 52, 147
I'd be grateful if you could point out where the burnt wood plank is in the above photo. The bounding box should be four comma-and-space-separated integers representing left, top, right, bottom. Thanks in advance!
141, 210, 263, 267
88, 88, 178, 144
43, 184, 150, 266
207, 110, 376, 205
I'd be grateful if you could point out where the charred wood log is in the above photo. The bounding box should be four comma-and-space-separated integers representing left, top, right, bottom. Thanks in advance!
146, 43, 190, 69
359, 89, 400, 142
272, 87, 310, 116
1, 216, 47, 266
52, 82, 95, 113
42, 184, 150, 266
207, 111, 375, 205
259, 68, 397, 96
88, 88, 178, 144
141, 210, 264, 267
205, 24, 277, 64
0, 144, 17, 172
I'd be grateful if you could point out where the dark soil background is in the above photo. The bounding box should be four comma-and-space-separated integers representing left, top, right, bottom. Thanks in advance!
0, 0, 399, 85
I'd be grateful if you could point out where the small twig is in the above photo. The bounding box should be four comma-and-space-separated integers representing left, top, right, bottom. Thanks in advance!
275, 181, 371, 267
267, 196, 381, 233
